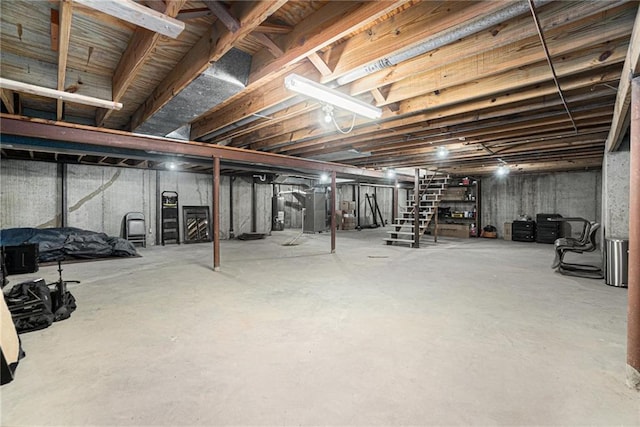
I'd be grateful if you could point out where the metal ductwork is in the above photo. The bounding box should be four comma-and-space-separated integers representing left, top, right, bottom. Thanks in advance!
134, 48, 252, 137
336, 0, 552, 86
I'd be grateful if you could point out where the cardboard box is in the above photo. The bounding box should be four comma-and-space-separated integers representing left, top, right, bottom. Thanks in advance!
504, 222, 512, 241
436, 223, 469, 238
340, 200, 356, 212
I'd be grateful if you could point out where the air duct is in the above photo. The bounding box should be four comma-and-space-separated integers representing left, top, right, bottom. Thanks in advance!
134, 48, 252, 137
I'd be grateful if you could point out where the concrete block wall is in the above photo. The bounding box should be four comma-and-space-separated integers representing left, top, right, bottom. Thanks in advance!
481, 170, 602, 239
0, 160, 60, 229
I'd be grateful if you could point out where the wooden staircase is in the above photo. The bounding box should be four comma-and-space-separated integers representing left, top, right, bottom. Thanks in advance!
383, 173, 450, 247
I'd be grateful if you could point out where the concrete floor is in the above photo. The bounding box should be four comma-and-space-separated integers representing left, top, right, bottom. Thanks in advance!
1, 229, 638, 425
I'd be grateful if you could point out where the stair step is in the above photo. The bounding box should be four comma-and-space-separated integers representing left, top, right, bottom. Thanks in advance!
383, 238, 415, 246
386, 230, 414, 236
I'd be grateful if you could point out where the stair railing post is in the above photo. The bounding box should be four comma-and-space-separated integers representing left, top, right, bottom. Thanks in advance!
414, 168, 420, 248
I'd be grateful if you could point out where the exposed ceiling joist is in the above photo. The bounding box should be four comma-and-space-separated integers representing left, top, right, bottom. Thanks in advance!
606, 5, 640, 151
0, 78, 123, 110
1, 88, 15, 114
203, 0, 240, 33
56, 0, 72, 121
73, 0, 185, 39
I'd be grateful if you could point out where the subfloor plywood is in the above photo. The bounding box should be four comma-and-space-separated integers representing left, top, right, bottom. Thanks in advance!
1, 229, 638, 425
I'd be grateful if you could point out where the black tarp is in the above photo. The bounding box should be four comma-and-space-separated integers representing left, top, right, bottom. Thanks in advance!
0, 227, 138, 262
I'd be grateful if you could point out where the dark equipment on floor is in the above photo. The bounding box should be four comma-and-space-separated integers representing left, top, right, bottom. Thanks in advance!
549, 217, 603, 279
161, 191, 180, 245
4, 256, 78, 333
512, 220, 536, 242
124, 212, 146, 247
536, 213, 564, 244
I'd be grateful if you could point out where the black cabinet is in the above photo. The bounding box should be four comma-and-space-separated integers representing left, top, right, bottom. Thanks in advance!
536, 213, 562, 244
512, 220, 536, 242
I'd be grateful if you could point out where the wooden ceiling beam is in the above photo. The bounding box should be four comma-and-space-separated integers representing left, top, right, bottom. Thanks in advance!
190, 1, 408, 140
348, 124, 612, 165
203, 1, 240, 33
379, 16, 634, 106
398, 39, 627, 115
1, 89, 15, 114
349, 1, 633, 96
249, 1, 408, 84
254, 22, 292, 34
130, 0, 287, 132
249, 33, 283, 58
606, 5, 640, 151
311, 115, 613, 163
0, 78, 122, 110
307, 52, 332, 77
273, 82, 617, 156
56, 0, 72, 121
323, 1, 514, 84
96, 0, 186, 127
73, 0, 185, 39
248, 65, 622, 153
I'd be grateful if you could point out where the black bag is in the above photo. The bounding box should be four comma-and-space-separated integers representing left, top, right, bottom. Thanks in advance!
50, 287, 77, 321
5, 279, 54, 333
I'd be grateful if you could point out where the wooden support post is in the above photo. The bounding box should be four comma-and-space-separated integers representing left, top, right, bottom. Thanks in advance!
627, 77, 640, 390
212, 156, 221, 271
331, 170, 336, 253
413, 168, 420, 248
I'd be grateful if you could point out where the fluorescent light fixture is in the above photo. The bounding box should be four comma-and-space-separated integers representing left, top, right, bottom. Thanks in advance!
285, 74, 382, 120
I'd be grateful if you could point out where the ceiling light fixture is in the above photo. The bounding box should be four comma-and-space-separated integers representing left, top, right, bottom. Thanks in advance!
284, 74, 382, 120
385, 169, 396, 178
496, 165, 510, 177
168, 162, 177, 170
320, 173, 329, 183
437, 146, 449, 158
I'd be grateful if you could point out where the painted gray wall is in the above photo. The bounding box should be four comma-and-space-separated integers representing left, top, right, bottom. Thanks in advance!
0, 160, 60, 229
602, 136, 630, 239
482, 170, 602, 239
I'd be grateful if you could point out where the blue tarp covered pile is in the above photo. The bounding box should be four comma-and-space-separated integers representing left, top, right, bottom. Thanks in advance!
0, 227, 138, 262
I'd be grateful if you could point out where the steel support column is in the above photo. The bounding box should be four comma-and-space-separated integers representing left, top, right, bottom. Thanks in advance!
413, 168, 420, 248
628, 77, 640, 390
393, 179, 398, 223
212, 156, 221, 271
331, 170, 336, 253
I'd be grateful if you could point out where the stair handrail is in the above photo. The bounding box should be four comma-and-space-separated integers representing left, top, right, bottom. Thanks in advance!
412, 172, 444, 215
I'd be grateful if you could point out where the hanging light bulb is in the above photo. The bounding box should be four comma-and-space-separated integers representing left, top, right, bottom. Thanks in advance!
322, 104, 334, 124
385, 168, 396, 178
320, 173, 329, 182
496, 165, 510, 176
437, 146, 449, 159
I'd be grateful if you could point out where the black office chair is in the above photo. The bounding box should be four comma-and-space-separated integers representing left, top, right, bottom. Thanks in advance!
549, 218, 603, 278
